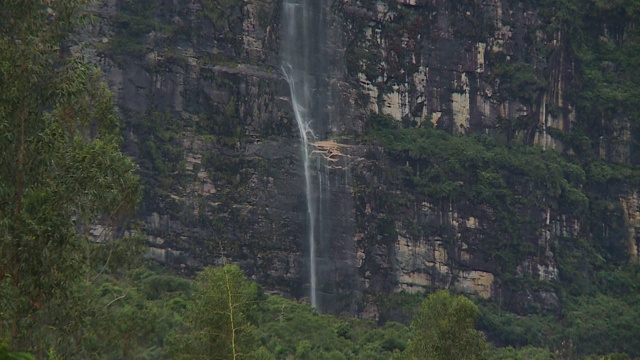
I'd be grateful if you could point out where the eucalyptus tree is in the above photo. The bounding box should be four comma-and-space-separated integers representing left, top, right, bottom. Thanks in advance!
168, 264, 262, 360
0, 0, 140, 353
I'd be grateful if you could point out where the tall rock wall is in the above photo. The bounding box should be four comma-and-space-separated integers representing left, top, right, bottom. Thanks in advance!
84, 0, 640, 316
341, 0, 576, 148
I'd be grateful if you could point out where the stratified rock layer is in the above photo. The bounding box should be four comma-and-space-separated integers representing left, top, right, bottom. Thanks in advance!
84, 0, 640, 316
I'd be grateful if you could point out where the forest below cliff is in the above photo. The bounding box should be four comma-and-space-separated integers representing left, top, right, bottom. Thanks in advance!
2, 0, 640, 359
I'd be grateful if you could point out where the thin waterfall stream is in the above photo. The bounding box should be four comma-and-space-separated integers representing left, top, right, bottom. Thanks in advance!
281, 0, 324, 308
282, 66, 319, 307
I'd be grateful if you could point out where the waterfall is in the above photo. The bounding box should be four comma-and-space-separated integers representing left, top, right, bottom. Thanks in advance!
281, 0, 325, 308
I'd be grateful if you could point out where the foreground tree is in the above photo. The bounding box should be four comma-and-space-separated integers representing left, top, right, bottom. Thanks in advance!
168, 264, 262, 359
0, 0, 140, 354
405, 290, 488, 360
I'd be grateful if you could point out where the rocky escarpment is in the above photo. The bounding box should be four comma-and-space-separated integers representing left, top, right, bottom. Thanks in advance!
84, 0, 640, 317
341, 0, 575, 147
85, 0, 362, 312
338, 0, 640, 312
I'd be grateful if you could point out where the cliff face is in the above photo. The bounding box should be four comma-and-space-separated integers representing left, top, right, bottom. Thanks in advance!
86, 0, 640, 315
342, 0, 576, 146
87, 0, 363, 311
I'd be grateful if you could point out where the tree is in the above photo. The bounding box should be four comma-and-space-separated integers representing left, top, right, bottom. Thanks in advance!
0, 0, 140, 354
565, 294, 640, 357
405, 290, 489, 360
168, 264, 262, 359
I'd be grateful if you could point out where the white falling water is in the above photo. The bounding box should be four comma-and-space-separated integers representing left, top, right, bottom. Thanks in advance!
281, 0, 322, 308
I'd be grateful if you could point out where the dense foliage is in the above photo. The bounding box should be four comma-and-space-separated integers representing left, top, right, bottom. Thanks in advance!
5, 257, 639, 358
0, 0, 141, 356
4, 260, 634, 359
0, 262, 490, 359
405, 291, 488, 360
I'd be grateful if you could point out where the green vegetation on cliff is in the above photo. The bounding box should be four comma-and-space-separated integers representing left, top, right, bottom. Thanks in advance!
532, 0, 640, 161
366, 113, 640, 357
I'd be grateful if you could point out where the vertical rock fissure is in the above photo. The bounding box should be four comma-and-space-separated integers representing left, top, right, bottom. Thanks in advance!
281, 0, 326, 308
